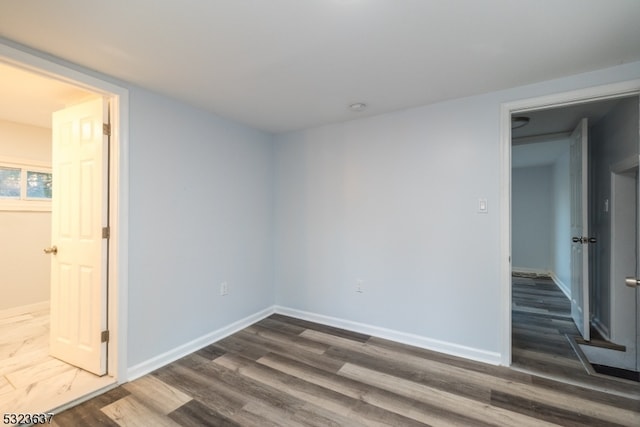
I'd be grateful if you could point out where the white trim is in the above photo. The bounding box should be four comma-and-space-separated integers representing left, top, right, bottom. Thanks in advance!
50, 383, 119, 415
0, 301, 49, 319
500, 79, 640, 369
611, 156, 639, 174
499, 102, 512, 366
275, 306, 502, 366
0, 156, 50, 168
0, 41, 130, 384
550, 272, 571, 300
127, 306, 276, 381
0, 200, 51, 212
129, 304, 502, 382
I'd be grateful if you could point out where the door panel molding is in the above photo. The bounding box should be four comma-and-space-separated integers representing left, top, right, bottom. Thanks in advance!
0, 41, 129, 383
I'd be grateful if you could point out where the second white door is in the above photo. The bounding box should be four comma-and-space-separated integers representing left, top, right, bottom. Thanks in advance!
49, 97, 109, 376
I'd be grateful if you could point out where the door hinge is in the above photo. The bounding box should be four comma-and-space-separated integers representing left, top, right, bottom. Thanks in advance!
102, 226, 110, 239
103, 123, 111, 137
101, 330, 109, 343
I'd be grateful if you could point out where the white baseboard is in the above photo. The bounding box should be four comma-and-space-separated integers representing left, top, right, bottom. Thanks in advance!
274, 306, 502, 366
549, 272, 571, 300
127, 306, 276, 381
0, 301, 49, 319
127, 304, 504, 382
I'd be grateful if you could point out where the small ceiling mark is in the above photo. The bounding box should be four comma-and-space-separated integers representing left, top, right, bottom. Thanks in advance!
349, 102, 367, 112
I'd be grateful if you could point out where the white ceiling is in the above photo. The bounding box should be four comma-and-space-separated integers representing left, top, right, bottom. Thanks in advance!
1, 0, 639, 133
0, 62, 95, 128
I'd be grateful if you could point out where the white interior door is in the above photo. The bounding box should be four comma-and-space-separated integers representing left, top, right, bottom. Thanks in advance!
49, 97, 108, 375
570, 118, 590, 341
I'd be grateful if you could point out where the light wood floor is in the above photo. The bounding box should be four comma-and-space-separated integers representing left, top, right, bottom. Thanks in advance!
0, 306, 114, 417
52, 313, 640, 426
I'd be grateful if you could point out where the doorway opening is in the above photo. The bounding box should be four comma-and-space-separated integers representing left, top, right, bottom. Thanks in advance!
0, 43, 128, 414
501, 81, 640, 394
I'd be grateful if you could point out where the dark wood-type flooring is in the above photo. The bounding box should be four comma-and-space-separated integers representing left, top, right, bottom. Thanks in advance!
511, 274, 639, 393
51, 307, 639, 425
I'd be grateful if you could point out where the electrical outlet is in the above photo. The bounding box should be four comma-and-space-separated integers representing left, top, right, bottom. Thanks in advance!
356, 279, 364, 293
220, 282, 228, 296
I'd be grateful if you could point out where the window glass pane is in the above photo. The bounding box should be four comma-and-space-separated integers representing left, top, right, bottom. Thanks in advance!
26, 171, 52, 199
0, 167, 21, 198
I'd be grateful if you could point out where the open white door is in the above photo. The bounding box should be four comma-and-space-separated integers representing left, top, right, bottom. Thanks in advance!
48, 97, 109, 375
570, 118, 590, 341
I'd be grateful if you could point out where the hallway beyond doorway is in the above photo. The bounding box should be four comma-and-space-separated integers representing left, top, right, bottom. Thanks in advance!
511, 274, 639, 397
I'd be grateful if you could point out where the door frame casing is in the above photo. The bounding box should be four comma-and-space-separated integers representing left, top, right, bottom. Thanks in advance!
499, 79, 640, 366
0, 41, 129, 382
610, 158, 638, 354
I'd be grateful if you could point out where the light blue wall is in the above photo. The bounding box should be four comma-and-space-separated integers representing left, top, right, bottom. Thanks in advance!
552, 148, 571, 292
274, 100, 502, 353
6, 38, 640, 368
511, 138, 571, 290
274, 61, 640, 357
512, 165, 553, 271
127, 88, 275, 367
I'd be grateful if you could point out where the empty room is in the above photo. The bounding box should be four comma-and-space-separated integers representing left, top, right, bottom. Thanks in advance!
0, 1, 639, 426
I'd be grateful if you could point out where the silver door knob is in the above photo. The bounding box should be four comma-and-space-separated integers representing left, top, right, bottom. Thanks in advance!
625, 277, 640, 288
43, 246, 58, 255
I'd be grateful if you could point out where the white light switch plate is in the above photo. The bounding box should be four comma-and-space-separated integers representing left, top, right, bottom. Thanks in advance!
478, 198, 488, 213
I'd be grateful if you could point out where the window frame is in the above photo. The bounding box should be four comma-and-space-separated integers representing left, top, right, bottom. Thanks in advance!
0, 157, 52, 212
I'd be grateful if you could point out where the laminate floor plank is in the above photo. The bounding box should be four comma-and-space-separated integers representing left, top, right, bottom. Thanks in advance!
193, 343, 227, 361
339, 363, 558, 427
213, 335, 271, 361
367, 336, 533, 383
214, 352, 428, 427
302, 329, 640, 426
490, 390, 625, 427
211, 357, 373, 427
254, 317, 308, 336
122, 375, 192, 415
511, 276, 640, 401
151, 363, 248, 418
231, 329, 345, 374
257, 351, 491, 427
51, 387, 130, 427
51, 308, 639, 426
244, 323, 330, 354
168, 399, 240, 427
323, 344, 492, 403
269, 314, 371, 343
100, 395, 182, 427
